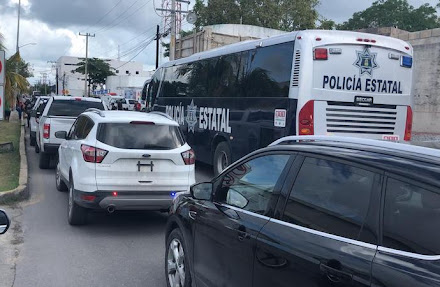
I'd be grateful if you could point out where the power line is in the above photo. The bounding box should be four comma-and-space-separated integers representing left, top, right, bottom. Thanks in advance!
81, 0, 123, 33
116, 37, 156, 69
93, 0, 141, 33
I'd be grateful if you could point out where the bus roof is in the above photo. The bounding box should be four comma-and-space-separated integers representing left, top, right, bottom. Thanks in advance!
162, 30, 412, 68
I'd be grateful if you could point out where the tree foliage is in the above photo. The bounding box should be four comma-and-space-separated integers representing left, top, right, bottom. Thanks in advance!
193, 0, 320, 31
338, 0, 440, 32
5, 53, 30, 105
72, 58, 116, 87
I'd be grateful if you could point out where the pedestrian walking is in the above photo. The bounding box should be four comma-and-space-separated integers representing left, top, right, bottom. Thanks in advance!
16, 102, 23, 120
4, 104, 11, 121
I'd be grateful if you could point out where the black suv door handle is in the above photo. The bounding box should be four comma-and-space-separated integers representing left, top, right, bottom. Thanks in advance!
320, 263, 353, 283
237, 225, 251, 241
188, 210, 197, 220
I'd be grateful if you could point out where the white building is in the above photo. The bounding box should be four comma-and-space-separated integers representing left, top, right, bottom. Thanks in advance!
56, 56, 150, 97
105, 73, 153, 100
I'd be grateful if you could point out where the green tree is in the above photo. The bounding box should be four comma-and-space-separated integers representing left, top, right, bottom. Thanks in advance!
193, 0, 320, 31
317, 18, 336, 30
338, 0, 440, 32
72, 58, 116, 91
5, 53, 30, 105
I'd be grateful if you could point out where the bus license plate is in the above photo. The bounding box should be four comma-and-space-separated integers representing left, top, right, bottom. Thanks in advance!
382, 135, 400, 142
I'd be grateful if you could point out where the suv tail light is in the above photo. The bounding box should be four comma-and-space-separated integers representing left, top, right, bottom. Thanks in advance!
299, 101, 314, 135
81, 144, 108, 163
181, 149, 195, 165
43, 123, 50, 139
404, 106, 413, 141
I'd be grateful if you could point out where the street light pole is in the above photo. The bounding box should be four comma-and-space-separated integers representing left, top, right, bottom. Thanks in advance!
79, 33, 95, 97
16, 0, 21, 53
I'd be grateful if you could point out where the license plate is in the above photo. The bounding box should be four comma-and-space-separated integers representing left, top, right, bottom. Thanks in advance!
382, 135, 400, 142
137, 160, 154, 172
354, 96, 373, 106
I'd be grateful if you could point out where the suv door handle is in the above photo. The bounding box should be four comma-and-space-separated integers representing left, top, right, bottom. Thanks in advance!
320, 263, 353, 283
237, 225, 251, 241
188, 210, 197, 220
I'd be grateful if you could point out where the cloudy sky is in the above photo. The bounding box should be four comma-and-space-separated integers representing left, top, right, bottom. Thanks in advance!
0, 0, 438, 85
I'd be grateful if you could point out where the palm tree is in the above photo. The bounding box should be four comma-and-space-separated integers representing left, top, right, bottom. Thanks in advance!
0, 32, 29, 107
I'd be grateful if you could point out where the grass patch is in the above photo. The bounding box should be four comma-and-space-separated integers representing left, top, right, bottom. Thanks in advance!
0, 120, 21, 192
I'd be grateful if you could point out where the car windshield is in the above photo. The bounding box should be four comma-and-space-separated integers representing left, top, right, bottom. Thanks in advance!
47, 100, 105, 117
97, 123, 184, 150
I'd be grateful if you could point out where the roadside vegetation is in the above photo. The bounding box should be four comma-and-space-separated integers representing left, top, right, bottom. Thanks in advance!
0, 120, 21, 192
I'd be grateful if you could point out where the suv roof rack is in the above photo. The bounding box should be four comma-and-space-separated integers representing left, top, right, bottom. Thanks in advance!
84, 108, 105, 117
148, 111, 173, 121
269, 135, 440, 159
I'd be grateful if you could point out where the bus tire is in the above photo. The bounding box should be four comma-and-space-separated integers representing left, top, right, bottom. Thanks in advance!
213, 142, 231, 176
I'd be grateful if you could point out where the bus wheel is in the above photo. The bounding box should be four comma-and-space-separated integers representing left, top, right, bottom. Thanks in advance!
213, 142, 231, 176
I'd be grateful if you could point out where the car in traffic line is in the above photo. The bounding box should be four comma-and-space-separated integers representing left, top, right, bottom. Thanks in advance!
165, 136, 440, 287
29, 96, 50, 146
55, 110, 196, 225
36, 96, 106, 169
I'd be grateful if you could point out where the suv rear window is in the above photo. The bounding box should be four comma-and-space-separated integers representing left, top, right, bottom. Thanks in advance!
97, 123, 184, 150
47, 100, 105, 117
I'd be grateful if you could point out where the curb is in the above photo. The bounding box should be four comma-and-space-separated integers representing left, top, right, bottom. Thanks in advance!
0, 121, 29, 204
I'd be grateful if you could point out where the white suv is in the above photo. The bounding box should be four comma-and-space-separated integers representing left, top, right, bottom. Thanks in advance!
55, 110, 196, 225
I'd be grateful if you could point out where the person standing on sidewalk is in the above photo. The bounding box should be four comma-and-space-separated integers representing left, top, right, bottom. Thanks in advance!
16, 101, 23, 120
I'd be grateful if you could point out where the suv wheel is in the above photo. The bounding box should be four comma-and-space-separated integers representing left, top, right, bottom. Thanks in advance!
39, 152, 50, 169
56, 163, 68, 192
213, 142, 231, 176
68, 178, 87, 225
165, 229, 191, 287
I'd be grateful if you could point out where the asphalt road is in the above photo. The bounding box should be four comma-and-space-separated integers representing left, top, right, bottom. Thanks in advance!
8, 129, 213, 287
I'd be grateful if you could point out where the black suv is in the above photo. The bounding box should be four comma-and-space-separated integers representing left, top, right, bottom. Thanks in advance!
165, 136, 440, 287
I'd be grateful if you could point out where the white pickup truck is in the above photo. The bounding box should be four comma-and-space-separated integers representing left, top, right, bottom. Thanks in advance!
36, 96, 107, 169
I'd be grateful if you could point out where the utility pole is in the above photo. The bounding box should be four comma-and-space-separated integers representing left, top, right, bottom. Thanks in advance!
79, 32, 95, 97
41, 73, 48, 95
170, 0, 176, 61
63, 72, 66, 95
155, 25, 160, 69
16, 0, 21, 53
47, 61, 58, 94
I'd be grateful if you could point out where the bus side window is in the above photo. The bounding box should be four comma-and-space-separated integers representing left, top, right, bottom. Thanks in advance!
245, 41, 294, 98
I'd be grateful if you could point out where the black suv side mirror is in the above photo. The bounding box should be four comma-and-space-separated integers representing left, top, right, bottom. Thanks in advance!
190, 182, 213, 201
0, 210, 10, 235
55, 131, 67, 139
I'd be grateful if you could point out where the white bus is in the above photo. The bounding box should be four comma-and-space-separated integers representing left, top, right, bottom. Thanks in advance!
145, 30, 414, 174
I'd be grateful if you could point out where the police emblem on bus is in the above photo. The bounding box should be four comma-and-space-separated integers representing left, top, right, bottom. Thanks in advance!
186, 100, 198, 133
354, 47, 378, 76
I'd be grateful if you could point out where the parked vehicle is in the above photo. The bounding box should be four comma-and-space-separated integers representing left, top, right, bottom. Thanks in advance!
0, 210, 10, 235
29, 96, 50, 146
56, 110, 195, 225
146, 30, 414, 174
36, 96, 106, 169
165, 136, 440, 287
109, 96, 131, 110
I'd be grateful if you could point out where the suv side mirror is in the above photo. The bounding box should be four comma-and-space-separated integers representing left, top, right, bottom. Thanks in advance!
0, 210, 10, 235
55, 131, 67, 139
190, 182, 213, 201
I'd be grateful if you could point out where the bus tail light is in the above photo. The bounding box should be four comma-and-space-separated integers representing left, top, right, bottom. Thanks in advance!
299, 101, 314, 135
404, 106, 413, 141
43, 124, 50, 139
314, 48, 328, 60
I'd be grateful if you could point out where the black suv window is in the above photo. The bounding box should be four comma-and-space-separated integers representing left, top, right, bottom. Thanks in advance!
97, 123, 184, 150
47, 100, 105, 117
383, 178, 440, 255
215, 154, 291, 216
283, 157, 378, 242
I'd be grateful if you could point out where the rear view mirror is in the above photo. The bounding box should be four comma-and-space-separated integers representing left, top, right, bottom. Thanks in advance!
0, 210, 10, 235
190, 182, 213, 201
55, 131, 67, 139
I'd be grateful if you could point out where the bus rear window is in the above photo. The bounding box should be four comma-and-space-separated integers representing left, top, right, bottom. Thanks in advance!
47, 100, 105, 117
97, 123, 184, 150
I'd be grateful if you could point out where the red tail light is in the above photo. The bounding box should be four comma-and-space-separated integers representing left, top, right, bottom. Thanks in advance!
404, 106, 413, 141
181, 149, 195, 165
80, 194, 96, 201
314, 48, 328, 60
43, 123, 50, 139
81, 144, 108, 163
299, 101, 314, 135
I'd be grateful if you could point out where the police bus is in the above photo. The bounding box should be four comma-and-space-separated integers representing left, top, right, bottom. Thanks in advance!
144, 30, 414, 174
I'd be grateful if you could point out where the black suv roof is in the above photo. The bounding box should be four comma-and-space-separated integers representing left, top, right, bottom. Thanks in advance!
263, 137, 440, 188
